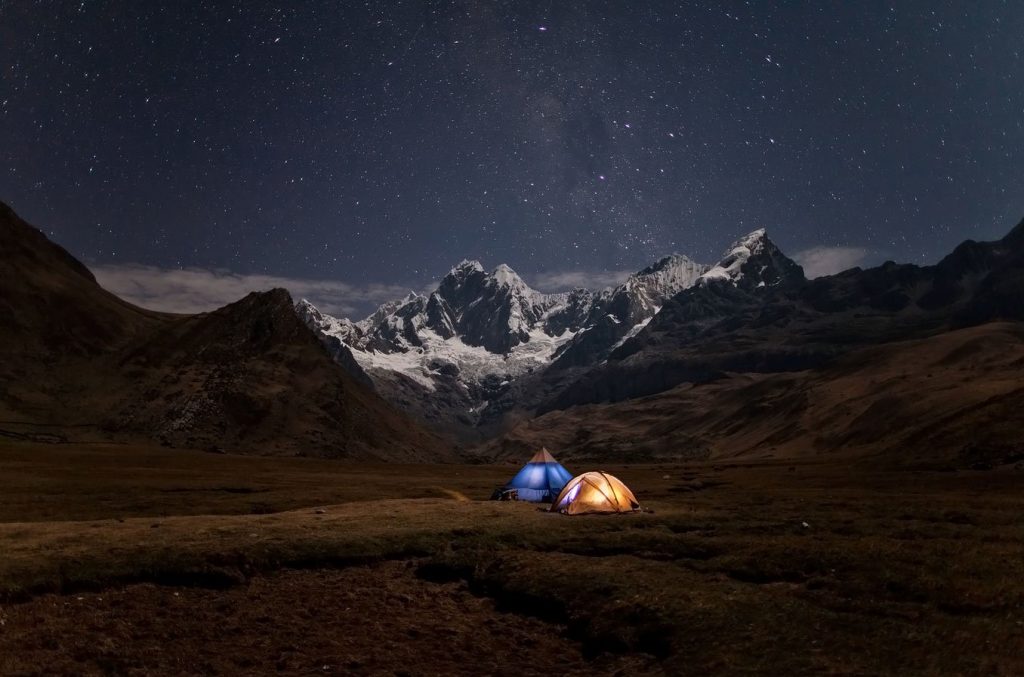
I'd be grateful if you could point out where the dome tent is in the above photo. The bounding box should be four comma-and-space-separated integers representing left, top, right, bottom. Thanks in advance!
550, 471, 640, 515
493, 448, 573, 502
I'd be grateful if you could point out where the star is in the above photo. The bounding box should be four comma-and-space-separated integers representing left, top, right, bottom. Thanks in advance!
0, 0, 1015, 317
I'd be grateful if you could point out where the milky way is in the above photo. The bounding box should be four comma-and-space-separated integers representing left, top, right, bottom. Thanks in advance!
2, 2, 1022, 314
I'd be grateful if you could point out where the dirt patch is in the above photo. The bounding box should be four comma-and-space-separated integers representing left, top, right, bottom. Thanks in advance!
0, 562, 653, 677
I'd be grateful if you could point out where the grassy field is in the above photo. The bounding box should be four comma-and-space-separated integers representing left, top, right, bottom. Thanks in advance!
0, 442, 510, 522
1, 440, 1023, 675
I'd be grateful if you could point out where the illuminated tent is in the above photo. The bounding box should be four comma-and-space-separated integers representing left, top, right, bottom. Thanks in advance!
550, 471, 640, 515
495, 448, 573, 502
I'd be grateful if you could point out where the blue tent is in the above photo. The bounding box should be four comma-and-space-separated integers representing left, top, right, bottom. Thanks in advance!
497, 448, 573, 502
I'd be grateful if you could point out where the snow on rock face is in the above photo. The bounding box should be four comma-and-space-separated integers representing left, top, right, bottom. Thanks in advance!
546, 253, 710, 369
700, 229, 767, 284
491, 263, 527, 289
294, 230, 803, 426
615, 254, 709, 320
449, 259, 485, 276
296, 298, 360, 342
698, 229, 804, 291
299, 263, 582, 398
430, 263, 555, 353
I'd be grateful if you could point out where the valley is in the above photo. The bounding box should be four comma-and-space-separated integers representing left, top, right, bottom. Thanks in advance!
2, 202, 1024, 675
4, 3, 1021, 674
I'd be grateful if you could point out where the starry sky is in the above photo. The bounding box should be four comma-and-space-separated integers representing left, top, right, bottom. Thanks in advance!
2, 1, 1023, 316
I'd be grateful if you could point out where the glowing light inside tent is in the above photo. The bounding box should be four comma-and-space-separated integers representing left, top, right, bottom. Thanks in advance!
497, 448, 574, 502
558, 482, 581, 507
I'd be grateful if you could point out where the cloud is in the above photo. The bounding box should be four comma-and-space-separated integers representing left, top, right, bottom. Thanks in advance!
91, 264, 412, 317
792, 246, 870, 279
529, 269, 633, 292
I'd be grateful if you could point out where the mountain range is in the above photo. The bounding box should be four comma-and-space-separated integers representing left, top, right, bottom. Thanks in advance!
299, 217, 1024, 466
298, 228, 802, 437
558, 215, 1024, 408
4, 196, 1023, 467
487, 218, 1024, 465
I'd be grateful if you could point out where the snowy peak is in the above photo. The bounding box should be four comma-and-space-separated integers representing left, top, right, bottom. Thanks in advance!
700, 229, 804, 290
628, 253, 708, 297
448, 259, 485, 277
295, 297, 320, 319
317, 259, 562, 357
701, 229, 768, 284
737, 227, 768, 248
295, 228, 808, 430
460, 267, 549, 352
296, 297, 360, 343
436, 260, 489, 308
541, 287, 597, 336
600, 253, 708, 325
302, 229, 799, 366
491, 263, 529, 291
423, 261, 553, 353
637, 253, 700, 277
546, 253, 710, 369
440, 261, 536, 298
547, 232, 803, 370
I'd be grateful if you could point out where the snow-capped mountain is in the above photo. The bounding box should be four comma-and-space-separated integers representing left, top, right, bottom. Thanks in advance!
548, 253, 708, 369
297, 229, 800, 434
299, 260, 589, 378
699, 228, 804, 290
297, 261, 592, 404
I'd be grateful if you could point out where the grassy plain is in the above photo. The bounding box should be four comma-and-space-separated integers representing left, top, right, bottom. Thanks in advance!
1, 441, 1022, 675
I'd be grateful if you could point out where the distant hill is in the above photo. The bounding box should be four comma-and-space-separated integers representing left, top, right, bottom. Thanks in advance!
482, 322, 1024, 468
0, 202, 452, 461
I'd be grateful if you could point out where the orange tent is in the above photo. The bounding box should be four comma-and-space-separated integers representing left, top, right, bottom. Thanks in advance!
550, 471, 640, 515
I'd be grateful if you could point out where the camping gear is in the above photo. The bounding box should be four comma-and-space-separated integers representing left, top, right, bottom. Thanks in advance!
493, 448, 573, 502
550, 471, 640, 515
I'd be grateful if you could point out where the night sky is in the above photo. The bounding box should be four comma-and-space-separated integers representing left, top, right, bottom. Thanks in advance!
2, 2, 1023, 315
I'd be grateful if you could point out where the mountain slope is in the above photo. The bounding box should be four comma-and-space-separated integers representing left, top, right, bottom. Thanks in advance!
544, 220, 1024, 412
0, 202, 167, 358
0, 202, 449, 460
546, 253, 708, 369
483, 322, 1024, 467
